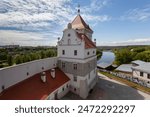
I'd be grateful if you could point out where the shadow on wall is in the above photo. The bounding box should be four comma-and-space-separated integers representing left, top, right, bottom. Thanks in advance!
62, 78, 146, 100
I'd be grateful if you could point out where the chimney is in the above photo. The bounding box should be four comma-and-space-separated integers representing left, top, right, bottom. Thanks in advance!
51, 69, 55, 78
41, 72, 46, 83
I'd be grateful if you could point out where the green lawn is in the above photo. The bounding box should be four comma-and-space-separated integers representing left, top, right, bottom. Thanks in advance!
99, 71, 150, 94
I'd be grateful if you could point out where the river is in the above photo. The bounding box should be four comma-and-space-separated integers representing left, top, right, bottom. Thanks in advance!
97, 51, 115, 68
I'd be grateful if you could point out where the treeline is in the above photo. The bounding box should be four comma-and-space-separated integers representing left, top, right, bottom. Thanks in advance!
96, 49, 102, 60
114, 46, 150, 65
0, 47, 57, 68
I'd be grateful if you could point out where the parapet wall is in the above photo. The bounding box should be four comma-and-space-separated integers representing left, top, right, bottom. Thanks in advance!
0, 57, 58, 93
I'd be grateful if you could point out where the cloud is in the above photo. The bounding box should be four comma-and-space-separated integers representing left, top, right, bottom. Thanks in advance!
121, 4, 150, 21
97, 38, 150, 46
0, 0, 111, 46
0, 30, 57, 46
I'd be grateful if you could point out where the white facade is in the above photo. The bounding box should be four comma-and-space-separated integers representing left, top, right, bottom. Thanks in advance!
133, 70, 150, 85
57, 13, 97, 99
132, 62, 150, 87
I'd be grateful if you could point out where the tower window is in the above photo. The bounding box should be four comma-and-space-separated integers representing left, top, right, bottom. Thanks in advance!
62, 62, 65, 68
68, 33, 71, 37
73, 64, 77, 70
74, 76, 77, 82
74, 50, 77, 56
62, 50, 65, 55
87, 52, 90, 55
93, 51, 95, 54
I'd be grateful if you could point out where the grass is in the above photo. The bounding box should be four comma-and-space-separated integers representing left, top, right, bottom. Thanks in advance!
99, 71, 150, 94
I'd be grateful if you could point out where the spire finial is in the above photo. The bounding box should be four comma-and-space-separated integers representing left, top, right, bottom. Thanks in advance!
78, 4, 80, 14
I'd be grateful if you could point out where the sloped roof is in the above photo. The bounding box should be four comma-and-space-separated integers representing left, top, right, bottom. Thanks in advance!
72, 14, 93, 32
132, 62, 150, 74
0, 68, 70, 100
131, 60, 145, 65
115, 64, 133, 73
76, 32, 96, 49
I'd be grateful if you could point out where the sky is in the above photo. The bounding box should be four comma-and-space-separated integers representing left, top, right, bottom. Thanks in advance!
0, 0, 150, 46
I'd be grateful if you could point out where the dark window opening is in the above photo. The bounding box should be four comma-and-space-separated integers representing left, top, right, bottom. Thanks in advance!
89, 89, 93, 94
2, 85, 5, 91
62, 50, 65, 55
87, 52, 89, 55
68, 33, 71, 37
140, 72, 143, 77
74, 50, 77, 56
62, 87, 64, 91
148, 74, 150, 79
27, 72, 29, 76
74, 76, 77, 82
73, 64, 77, 70
74, 88, 76, 91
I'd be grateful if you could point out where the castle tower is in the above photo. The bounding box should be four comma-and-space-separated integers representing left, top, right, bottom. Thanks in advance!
57, 7, 97, 99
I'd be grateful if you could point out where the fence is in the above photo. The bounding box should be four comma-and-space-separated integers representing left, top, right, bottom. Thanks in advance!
98, 68, 150, 88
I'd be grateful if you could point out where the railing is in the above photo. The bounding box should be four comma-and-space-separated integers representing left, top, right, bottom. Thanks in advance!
98, 68, 150, 88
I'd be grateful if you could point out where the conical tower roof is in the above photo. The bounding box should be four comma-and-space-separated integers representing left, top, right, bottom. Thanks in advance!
71, 14, 93, 32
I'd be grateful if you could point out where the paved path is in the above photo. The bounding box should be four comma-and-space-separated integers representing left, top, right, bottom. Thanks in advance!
62, 73, 150, 100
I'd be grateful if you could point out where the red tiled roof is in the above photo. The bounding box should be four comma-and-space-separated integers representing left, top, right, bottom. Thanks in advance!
72, 14, 93, 32
0, 68, 70, 100
77, 32, 96, 49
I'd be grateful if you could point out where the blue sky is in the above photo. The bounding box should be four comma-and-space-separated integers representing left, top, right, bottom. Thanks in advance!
0, 0, 150, 46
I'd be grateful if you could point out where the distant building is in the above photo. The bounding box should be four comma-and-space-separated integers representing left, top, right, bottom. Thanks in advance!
132, 62, 150, 87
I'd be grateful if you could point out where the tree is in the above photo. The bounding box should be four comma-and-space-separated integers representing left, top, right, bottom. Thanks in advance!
115, 49, 132, 65
7, 55, 13, 66
15, 55, 23, 64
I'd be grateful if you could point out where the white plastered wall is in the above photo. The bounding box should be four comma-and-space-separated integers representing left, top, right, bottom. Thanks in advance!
0, 57, 57, 93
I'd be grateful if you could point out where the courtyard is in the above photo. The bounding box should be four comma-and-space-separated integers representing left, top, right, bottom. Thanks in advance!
61, 73, 150, 100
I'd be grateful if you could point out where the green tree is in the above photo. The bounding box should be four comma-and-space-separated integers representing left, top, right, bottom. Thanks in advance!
7, 55, 13, 66
115, 49, 133, 65
15, 55, 23, 64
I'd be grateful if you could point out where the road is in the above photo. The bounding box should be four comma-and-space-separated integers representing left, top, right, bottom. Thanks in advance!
62, 73, 150, 100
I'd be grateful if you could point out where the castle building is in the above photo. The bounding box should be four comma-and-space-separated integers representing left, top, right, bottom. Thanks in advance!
0, 9, 97, 100
57, 11, 97, 98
